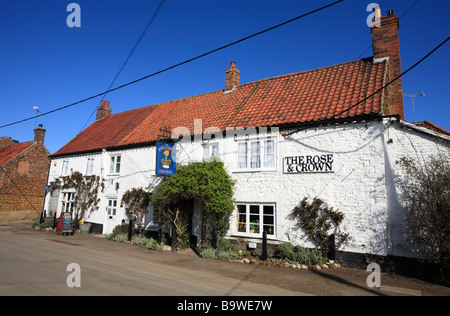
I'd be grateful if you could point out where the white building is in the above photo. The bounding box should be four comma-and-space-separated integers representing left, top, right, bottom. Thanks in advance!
44, 10, 449, 262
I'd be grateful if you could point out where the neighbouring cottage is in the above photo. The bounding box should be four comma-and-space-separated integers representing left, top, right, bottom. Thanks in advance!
0, 125, 50, 221
44, 9, 449, 263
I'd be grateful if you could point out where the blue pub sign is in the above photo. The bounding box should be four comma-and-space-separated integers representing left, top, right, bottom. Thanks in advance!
156, 142, 176, 176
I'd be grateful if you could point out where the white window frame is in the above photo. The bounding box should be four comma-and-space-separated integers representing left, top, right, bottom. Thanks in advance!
61, 191, 75, 214
61, 160, 70, 176
109, 155, 121, 175
235, 137, 276, 172
203, 143, 220, 161
86, 158, 95, 175
107, 199, 118, 218
234, 203, 276, 238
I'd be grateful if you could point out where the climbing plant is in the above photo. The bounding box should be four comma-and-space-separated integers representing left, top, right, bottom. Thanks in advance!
50, 171, 100, 226
291, 197, 350, 256
122, 187, 152, 231
151, 160, 235, 248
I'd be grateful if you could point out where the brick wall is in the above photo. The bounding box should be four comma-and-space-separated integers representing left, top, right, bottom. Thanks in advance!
0, 143, 50, 221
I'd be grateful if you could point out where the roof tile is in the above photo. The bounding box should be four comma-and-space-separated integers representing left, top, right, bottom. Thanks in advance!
53, 58, 389, 156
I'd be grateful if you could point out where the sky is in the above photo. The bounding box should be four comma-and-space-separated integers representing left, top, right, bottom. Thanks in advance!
1, 0, 449, 154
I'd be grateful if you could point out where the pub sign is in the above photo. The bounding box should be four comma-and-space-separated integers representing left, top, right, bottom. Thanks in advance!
156, 142, 176, 176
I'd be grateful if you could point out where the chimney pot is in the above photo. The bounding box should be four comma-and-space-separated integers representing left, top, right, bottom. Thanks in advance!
96, 100, 113, 121
387, 10, 394, 16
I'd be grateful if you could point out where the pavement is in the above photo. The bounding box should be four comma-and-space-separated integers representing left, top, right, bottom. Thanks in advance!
1, 220, 449, 296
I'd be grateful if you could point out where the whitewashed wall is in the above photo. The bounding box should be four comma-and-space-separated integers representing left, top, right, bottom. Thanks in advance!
44, 118, 448, 258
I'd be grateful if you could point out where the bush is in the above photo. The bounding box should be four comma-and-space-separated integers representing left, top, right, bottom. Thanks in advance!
106, 233, 164, 251
199, 237, 238, 260
200, 247, 237, 260
106, 233, 128, 243
113, 223, 129, 234
32, 217, 55, 230
274, 242, 328, 265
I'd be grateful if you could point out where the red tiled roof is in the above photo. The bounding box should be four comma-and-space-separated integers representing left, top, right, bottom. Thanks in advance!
0, 142, 34, 166
414, 120, 450, 136
53, 58, 389, 157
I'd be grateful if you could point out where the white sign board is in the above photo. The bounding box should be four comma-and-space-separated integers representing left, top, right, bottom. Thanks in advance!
283, 154, 334, 173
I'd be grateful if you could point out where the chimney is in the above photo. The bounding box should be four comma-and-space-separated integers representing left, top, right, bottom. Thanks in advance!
225, 61, 240, 91
371, 8, 404, 120
34, 124, 46, 146
96, 100, 113, 121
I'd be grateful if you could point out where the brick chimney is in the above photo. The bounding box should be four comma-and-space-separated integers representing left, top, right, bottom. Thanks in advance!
96, 100, 112, 121
371, 8, 404, 120
34, 124, 46, 146
225, 61, 240, 92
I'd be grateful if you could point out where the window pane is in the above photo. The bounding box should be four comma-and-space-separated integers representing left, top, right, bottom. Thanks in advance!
203, 146, 209, 161
115, 157, 121, 173
238, 143, 247, 169
237, 205, 247, 232
250, 141, 260, 168
110, 157, 115, 173
211, 144, 219, 156
264, 140, 275, 168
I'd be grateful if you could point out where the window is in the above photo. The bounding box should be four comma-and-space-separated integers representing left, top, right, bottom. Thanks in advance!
61, 160, 70, 176
61, 192, 75, 214
107, 199, 117, 217
236, 203, 275, 237
86, 158, 95, 175
203, 143, 219, 161
237, 138, 275, 171
109, 155, 121, 174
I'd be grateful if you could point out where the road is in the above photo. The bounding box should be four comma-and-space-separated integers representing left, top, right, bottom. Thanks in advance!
0, 221, 449, 298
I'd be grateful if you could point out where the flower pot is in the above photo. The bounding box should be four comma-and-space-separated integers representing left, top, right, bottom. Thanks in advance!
80, 223, 92, 234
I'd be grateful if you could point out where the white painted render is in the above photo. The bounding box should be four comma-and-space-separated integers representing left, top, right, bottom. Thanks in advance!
43, 118, 449, 258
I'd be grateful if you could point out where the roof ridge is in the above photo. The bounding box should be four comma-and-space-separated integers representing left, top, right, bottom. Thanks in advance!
236, 57, 376, 88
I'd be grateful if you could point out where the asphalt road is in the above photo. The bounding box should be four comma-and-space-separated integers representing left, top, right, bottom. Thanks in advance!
0, 221, 449, 298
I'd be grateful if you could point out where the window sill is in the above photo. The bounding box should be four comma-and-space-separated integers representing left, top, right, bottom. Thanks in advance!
231, 232, 276, 240
232, 168, 277, 174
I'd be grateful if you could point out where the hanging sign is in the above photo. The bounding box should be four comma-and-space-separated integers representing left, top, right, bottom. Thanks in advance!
156, 142, 176, 176
283, 154, 334, 173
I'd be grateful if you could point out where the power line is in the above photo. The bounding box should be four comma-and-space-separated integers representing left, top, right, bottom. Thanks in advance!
284, 35, 450, 137
79, 0, 167, 132
0, 0, 344, 130
356, 0, 421, 59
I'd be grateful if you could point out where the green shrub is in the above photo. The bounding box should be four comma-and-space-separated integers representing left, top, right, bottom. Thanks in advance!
199, 247, 237, 260
106, 233, 164, 251
32, 217, 55, 230
275, 242, 328, 265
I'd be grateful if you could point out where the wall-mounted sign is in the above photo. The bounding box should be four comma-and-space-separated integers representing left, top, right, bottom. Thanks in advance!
156, 142, 176, 176
283, 154, 334, 174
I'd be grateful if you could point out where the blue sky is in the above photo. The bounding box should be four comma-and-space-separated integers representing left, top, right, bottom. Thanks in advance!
1, 0, 449, 154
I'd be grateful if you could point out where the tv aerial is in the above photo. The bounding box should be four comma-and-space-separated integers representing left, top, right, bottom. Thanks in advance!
403, 91, 425, 123
33, 106, 41, 128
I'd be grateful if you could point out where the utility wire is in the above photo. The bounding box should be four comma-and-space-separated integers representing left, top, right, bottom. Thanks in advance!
357, 0, 421, 59
0, 166, 40, 216
0, 0, 344, 130
79, 0, 167, 132
284, 35, 450, 137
